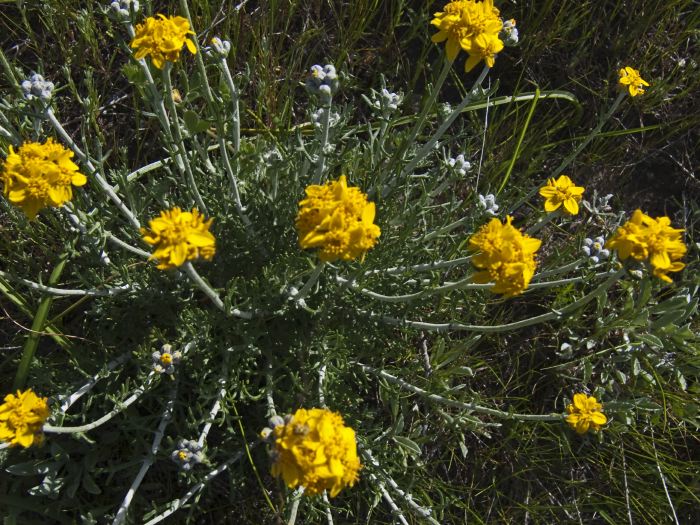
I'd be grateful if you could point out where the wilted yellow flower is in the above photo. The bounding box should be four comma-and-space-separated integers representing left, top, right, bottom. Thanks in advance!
296, 175, 380, 262
0, 389, 49, 448
1, 138, 86, 219
269, 408, 361, 497
618, 66, 650, 97
605, 209, 686, 282
430, 0, 504, 72
130, 14, 197, 69
566, 393, 607, 434
469, 216, 542, 297
141, 207, 216, 270
538, 175, 585, 215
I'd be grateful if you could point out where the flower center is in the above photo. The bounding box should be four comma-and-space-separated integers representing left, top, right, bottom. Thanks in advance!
160, 353, 173, 365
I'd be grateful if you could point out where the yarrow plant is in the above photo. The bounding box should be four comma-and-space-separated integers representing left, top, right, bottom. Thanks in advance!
264, 408, 361, 497
539, 175, 585, 215
618, 66, 650, 97
565, 393, 607, 434
296, 175, 380, 262
141, 207, 216, 270
130, 14, 197, 69
469, 216, 542, 297
1, 138, 86, 219
431, 0, 505, 71
0, 389, 49, 448
0, 2, 694, 523
605, 209, 687, 282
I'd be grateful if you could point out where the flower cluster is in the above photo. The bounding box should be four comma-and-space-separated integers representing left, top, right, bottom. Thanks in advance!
151, 344, 182, 374
21, 73, 54, 102
171, 439, 204, 470
266, 408, 361, 497
499, 18, 518, 47
469, 216, 542, 297
477, 193, 499, 215
539, 175, 585, 215
618, 66, 649, 97
605, 209, 686, 282
565, 393, 607, 434
205, 36, 231, 58
0, 389, 49, 448
130, 14, 197, 69
447, 153, 472, 176
582, 236, 610, 263
431, 0, 504, 72
306, 64, 339, 99
108, 0, 139, 18
296, 175, 380, 262
367, 88, 403, 115
1, 138, 86, 219
141, 207, 216, 270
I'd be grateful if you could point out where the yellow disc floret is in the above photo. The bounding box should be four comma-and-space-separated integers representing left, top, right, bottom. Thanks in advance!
270, 408, 361, 497
566, 393, 607, 434
1, 138, 86, 219
296, 175, 380, 262
141, 207, 216, 270
0, 389, 50, 448
431, 0, 504, 71
469, 216, 542, 297
130, 14, 197, 69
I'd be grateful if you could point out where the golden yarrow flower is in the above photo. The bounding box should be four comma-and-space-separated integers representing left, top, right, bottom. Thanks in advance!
566, 393, 607, 434
0, 389, 49, 448
141, 207, 216, 270
538, 175, 585, 215
296, 175, 380, 262
1, 138, 86, 219
431, 0, 505, 72
469, 216, 542, 297
269, 408, 361, 497
618, 66, 650, 97
605, 209, 686, 282
130, 14, 197, 69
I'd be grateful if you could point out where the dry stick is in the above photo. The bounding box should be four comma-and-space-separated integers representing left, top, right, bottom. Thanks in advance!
112, 384, 177, 525
363, 268, 624, 333
142, 443, 257, 525
359, 363, 563, 422
44, 374, 156, 434
46, 109, 141, 230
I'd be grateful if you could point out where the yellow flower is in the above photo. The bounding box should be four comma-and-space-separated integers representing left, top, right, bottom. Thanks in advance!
0, 389, 50, 448
296, 175, 380, 262
605, 209, 686, 282
431, 0, 504, 72
269, 408, 361, 497
538, 175, 585, 215
566, 393, 607, 434
618, 66, 650, 97
1, 138, 86, 219
141, 207, 216, 270
130, 14, 197, 69
469, 216, 542, 297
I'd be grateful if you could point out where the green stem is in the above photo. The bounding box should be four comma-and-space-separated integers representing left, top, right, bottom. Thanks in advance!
13, 254, 69, 390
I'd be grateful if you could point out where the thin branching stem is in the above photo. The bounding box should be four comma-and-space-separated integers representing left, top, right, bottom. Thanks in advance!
0, 269, 130, 297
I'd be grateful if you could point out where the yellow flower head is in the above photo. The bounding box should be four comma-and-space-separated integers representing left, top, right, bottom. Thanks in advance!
296, 175, 381, 262
566, 393, 607, 434
538, 175, 585, 215
1, 138, 86, 219
270, 408, 361, 497
469, 216, 542, 297
130, 14, 197, 69
0, 389, 50, 448
605, 209, 686, 282
618, 66, 650, 97
431, 0, 504, 72
141, 207, 216, 270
